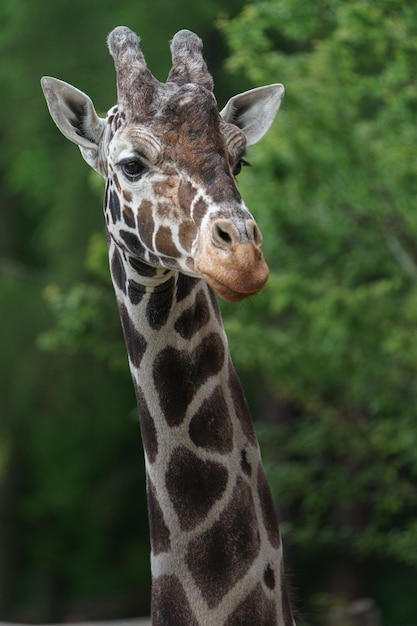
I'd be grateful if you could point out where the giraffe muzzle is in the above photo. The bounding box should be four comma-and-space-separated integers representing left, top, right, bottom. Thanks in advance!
195, 218, 269, 302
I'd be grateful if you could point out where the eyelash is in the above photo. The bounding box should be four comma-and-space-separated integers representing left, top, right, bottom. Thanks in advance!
233, 157, 251, 177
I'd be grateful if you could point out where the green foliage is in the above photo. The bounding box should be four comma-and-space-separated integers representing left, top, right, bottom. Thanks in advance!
39, 234, 127, 369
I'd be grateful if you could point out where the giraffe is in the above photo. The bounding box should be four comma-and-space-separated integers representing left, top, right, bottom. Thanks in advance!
41, 26, 294, 625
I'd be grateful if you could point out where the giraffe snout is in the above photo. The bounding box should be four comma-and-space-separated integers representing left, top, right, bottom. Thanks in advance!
195, 217, 269, 302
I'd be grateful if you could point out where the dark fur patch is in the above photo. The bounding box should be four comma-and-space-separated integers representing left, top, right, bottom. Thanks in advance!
129, 256, 158, 277
134, 382, 158, 463
155, 225, 181, 258
123, 189, 133, 203
138, 199, 156, 250
146, 279, 175, 330
165, 446, 228, 531
188, 385, 233, 453
186, 477, 260, 608
192, 196, 208, 223
153, 332, 225, 427
120, 229, 147, 257
224, 583, 277, 626
111, 247, 126, 294
264, 563, 276, 590
123, 204, 136, 227
240, 449, 252, 476
118, 303, 147, 369
191, 331, 225, 387
174, 289, 210, 339
178, 179, 198, 214
257, 465, 281, 549
152, 345, 188, 426
151, 575, 199, 626
146, 478, 170, 555
176, 274, 200, 302
113, 172, 122, 193
128, 279, 146, 305
109, 188, 121, 222
178, 219, 197, 252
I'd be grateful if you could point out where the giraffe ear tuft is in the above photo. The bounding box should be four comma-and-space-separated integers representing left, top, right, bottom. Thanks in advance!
41, 77, 106, 172
220, 84, 284, 147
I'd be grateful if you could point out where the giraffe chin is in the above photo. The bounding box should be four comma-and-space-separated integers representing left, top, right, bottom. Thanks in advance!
202, 272, 269, 303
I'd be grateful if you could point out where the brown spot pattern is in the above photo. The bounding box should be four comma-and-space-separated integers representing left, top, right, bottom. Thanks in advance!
224, 583, 277, 626
146, 281, 174, 330
123, 204, 135, 227
119, 303, 147, 369
134, 382, 158, 463
166, 446, 228, 531
178, 179, 197, 213
263, 563, 276, 590
122, 189, 132, 203
151, 575, 199, 626
153, 332, 225, 427
120, 229, 147, 258
113, 172, 122, 192
109, 188, 121, 223
188, 385, 233, 453
192, 196, 208, 223
154, 225, 181, 258
174, 289, 210, 339
178, 219, 197, 252
240, 448, 252, 476
127, 279, 145, 305
129, 256, 158, 277
111, 247, 126, 294
176, 274, 200, 302
137, 199, 156, 249
147, 478, 170, 555
186, 477, 260, 608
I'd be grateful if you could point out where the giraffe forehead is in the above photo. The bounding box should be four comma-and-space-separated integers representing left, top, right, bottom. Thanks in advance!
109, 126, 162, 163
164, 88, 222, 142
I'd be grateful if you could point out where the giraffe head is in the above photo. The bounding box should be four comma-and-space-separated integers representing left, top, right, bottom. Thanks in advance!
41, 27, 284, 302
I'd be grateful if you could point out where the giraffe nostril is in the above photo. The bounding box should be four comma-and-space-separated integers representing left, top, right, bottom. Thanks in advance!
211, 219, 237, 249
246, 219, 262, 247
216, 226, 232, 245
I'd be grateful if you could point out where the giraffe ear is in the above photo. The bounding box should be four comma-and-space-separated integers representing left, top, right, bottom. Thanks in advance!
41, 77, 106, 172
220, 84, 284, 147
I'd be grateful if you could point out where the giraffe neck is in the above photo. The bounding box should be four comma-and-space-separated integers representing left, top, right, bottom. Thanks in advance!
109, 237, 293, 625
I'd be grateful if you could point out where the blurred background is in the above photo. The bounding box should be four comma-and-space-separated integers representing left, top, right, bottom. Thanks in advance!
1, 1, 417, 624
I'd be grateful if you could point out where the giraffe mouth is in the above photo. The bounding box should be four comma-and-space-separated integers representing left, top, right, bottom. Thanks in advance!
200, 271, 269, 303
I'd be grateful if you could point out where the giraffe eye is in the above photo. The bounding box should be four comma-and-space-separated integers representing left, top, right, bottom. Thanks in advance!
233, 157, 251, 177
119, 158, 146, 181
